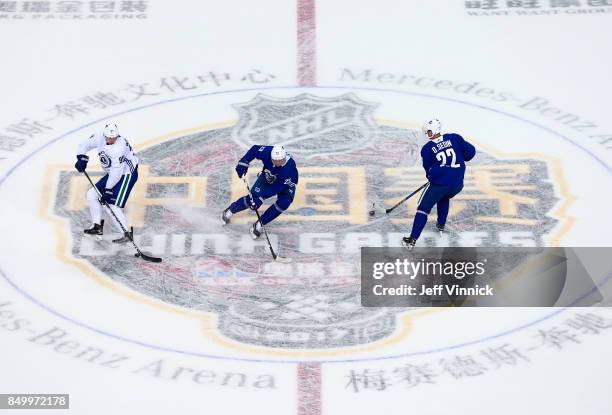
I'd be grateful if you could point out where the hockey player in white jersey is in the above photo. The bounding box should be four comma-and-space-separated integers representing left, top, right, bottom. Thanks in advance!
74, 123, 139, 243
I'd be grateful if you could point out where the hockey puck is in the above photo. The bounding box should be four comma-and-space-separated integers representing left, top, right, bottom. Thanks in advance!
135, 253, 140, 257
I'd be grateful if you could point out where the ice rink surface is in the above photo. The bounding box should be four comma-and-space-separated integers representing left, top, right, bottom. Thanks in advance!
1, 1, 611, 414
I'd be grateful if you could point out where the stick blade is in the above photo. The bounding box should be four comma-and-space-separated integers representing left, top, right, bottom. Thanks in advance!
370, 201, 387, 215
135, 252, 163, 263
274, 255, 292, 263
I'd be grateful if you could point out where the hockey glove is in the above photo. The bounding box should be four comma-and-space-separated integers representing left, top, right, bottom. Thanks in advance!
248, 195, 263, 210
100, 189, 114, 205
75, 154, 89, 172
235, 163, 248, 178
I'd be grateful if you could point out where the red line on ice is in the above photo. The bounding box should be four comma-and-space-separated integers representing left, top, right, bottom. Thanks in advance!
297, 0, 317, 86
297, 362, 322, 415
296, 1, 320, 412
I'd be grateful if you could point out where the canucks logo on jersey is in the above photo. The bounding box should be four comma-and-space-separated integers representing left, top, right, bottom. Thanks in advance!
98, 151, 111, 169
264, 169, 277, 184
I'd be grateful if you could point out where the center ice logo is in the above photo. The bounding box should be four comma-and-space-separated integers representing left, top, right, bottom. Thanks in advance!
48, 93, 569, 351
231, 93, 379, 156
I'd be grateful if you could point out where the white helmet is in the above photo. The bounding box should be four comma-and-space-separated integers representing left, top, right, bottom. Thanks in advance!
271, 145, 287, 161
422, 118, 441, 136
103, 123, 119, 139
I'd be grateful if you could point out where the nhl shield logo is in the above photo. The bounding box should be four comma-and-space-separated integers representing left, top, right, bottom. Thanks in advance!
232, 93, 379, 156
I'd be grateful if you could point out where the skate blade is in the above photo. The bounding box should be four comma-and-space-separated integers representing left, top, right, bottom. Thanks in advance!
401, 242, 414, 251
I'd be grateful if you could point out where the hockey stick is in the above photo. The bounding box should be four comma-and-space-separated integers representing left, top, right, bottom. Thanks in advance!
242, 177, 292, 263
83, 171, 162, 263
369, 182, 428, 217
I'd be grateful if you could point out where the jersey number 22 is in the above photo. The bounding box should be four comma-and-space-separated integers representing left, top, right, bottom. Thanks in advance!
436, 148, 460, 168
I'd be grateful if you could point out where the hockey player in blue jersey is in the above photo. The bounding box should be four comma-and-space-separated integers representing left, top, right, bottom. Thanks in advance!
402, 118, 476, 249
222, 145, 299, 239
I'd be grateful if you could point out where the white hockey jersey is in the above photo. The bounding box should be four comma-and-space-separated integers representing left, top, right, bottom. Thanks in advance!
77, 132, 139, 189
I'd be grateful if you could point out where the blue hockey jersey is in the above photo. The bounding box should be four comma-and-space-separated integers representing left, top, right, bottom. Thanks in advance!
239, 145, 299, 198
421, 133, 476, 187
